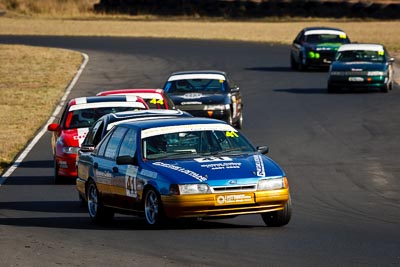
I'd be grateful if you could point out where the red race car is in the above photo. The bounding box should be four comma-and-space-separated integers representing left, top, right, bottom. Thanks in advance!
47, 95, 148, 183
96, 88, 176, 110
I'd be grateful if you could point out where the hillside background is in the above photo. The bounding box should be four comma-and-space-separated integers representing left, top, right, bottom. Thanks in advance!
0, 0, 399, 19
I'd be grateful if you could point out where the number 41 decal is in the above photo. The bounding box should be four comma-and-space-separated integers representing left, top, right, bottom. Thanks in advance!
125, 165, 138, 197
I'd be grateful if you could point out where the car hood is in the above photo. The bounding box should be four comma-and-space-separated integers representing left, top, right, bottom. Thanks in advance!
331, 61, 387, 72
61, 128, 89, 147
142, 154, 285, 186
169, 93, 228, 105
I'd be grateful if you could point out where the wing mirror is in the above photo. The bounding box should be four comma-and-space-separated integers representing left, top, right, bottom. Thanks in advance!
47, 123, 60, 132
231, 86, 240, 92
257, 146, 269, 155
116, 155, 138, 165
80, 145, 95, 153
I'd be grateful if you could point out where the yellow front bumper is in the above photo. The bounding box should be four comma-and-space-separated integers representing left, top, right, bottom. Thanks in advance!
161, 188, 290, 218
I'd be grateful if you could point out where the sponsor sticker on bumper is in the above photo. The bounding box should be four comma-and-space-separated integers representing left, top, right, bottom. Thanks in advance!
215, 193, 254, 206
349, 77, 364, 82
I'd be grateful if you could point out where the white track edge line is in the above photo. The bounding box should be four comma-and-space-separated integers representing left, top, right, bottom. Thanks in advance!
0, 52, 89, 186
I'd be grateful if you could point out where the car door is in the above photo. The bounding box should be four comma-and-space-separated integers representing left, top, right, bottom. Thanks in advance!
111, 128, 140, 210
93, 126, 128, 206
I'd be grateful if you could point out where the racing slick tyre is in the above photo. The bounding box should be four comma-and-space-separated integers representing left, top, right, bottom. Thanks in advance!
53, 158, 63, 184
144, 187, 166, 227
87, 180, 114, 223
298, 56, 307, 71
327, 84, 337, 94
261, 196, 292, 227
235, 112, 243, 129
380, 84, 389, 93
290, 54, 298, 70
227, 115, 234, 126
78, 193, 86, 208
381, 83, 392, 93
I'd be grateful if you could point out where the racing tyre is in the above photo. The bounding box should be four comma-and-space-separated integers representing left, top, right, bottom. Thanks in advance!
144, 187, 166, 227
235, 112, 243, 129
380, 84, 389, 93
327, 84, 337, 94
78, 193, 86, 208
54, 158, 63, 184
227, 115, 234, 126
298, 56, 307, 71
290, 54, 298, 70
87, 180, 114, 223
261, 196, 292, 227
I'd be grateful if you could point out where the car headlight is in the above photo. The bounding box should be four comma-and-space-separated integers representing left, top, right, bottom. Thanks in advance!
203, 104, 229, 110
329, 71, 344, 76
62, 146, 80, 154
257, 177, 288, 191
169, 184, 211, 195
367, 71, 385, 76
308, 51, 320, 59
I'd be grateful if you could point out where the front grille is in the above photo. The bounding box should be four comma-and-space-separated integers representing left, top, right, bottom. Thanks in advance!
318, 51, 336, 58
343, 71, 368, 76
211, 184, 257, 193
176, 104, 204, 111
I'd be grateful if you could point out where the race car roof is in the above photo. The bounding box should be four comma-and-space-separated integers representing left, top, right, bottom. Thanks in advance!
118, 117, 231, 132
97, 88, 165, 97
168, 73, 226, 81
68, 95, 147, 111
338, 44, 385, 52
304, 29, 346, 36
103, 110, 193, 130
167, 70, 227, 81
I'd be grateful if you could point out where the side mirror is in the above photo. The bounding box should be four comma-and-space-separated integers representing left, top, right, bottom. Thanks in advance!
388, 57, 395, 63
47, 123, 60, 132
257, 146, 269, 155
116, 155, 138, 165
231, 86, 240, 92
80, 145, 95, 153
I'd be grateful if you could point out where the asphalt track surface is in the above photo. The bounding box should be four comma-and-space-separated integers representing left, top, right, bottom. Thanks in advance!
0, 36, 399, 267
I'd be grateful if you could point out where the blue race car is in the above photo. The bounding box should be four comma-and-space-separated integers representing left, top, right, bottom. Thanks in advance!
76, 117, 291, 227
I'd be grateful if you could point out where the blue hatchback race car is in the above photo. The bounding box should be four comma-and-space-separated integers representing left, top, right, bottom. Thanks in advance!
76, 117, 291, 227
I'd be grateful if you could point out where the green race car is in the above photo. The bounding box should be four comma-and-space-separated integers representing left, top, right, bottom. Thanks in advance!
290, 27, 351, 70
327, 43, 395, 93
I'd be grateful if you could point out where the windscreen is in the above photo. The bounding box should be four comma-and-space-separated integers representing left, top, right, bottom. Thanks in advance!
164, 79, 226, 93
305, 34, 349, 44
142, 129, 255, 160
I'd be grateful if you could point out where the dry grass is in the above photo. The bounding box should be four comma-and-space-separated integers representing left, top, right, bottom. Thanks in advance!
1, 18, 400, 52
0, 0, 97, 17
0, 45, 82, 174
